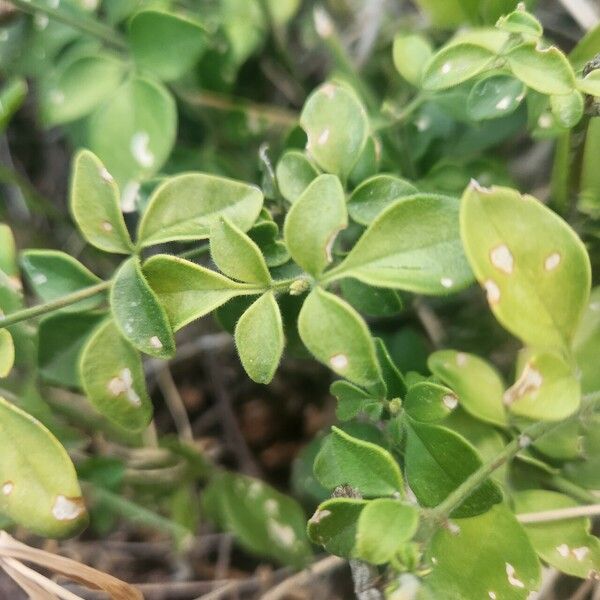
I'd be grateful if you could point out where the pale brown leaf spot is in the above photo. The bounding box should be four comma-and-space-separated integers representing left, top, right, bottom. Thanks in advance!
149, 336, 163, 350
99, 167, 113, 183
309, 509, 332, 525
484, 279, 501, 305
330, 353, 349, 371
504, 363, 543, 406
544, 252, 561, 271
52, 495, 86, 521
505, 563, 524, 588
2, 481, 13, 496
443, 394, 458, 410
490, 244, 514, 274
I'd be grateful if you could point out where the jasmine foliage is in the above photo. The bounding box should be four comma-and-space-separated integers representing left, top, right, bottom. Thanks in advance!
1, 2, 600, 598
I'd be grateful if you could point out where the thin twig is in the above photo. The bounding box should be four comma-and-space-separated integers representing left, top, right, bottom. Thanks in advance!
174, 88, 298, 128
156, 366, 194, 442
204, 353, 262, 477
261, 555, 345, 600
9, 0, 128, 48
517, 503, 600, 524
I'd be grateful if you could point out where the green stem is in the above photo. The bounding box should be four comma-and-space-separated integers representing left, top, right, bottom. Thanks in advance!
426, 392, 600, 524
83, 483, 193, 548
548, 474, 599, 504
9, 0, 127, 50
0, 281, 110, 329
177, 242, 211, 260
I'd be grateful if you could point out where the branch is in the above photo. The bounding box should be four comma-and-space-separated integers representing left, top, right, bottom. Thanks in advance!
0, 281, 111, 329
9, 0, 127, 49
427, 391, 600, 524
517, 503, 600, 524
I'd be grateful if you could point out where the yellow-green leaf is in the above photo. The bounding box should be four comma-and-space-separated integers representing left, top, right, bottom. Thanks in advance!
284, 174, 347, 277
328, 194, 473, 294
514, 490, 600, 579
211, 217, 271, 285
506, 43, 576, 95
422, 43, 495, 91
300, 82, 369, 179
298, 288, 381, 388
234, 292, 284, 384
428, 350, 507, 426
505, 351, 580, 421
129, 10, 206, 82
314, 426, 404, 497
460, 183, 591, 350
80, 319, 152, 432
0, 329, 14, 377
110, 257, 175, 359
137, 173, 263, 247
355, 499, 419, 564
0, 397, 88, 538
144, 255, 255, 331
69, 150, 134, 254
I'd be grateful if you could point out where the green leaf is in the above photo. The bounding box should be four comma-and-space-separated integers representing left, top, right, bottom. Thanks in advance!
298, 288, 381, 388
573, 286, 600, 394
405, 420, 502, 517
329, 194, 473, 294
579, 117, 600, 217
38, 311, 105, 388
88, 75, 176, 185
422, 43, 495, 91
0, 396, 88, 538
307, 497, 367, 557
205, 472, 311, 568
506, 43, 575, 95
110, 257, 175, 359
570, 24, 600, 70
210, 217, 271, 285
234, 292, 284, 384
425, 505, 540, 600
330, 380, 382, 421
393, 33, 433, 86
70, 150, 134, 254
314, 426, 404, 497
496, 8, 543, 37
284, 174, 347, 277
20, 250, 103, 310
129, 10, 206, 82
144, 255, 253, 331
460, 183, 591, 349
467, 74, 525, 121
300, 82, 369, 179
347, 174, 418, 225
79, 319, 152, 432
355, 499, 419, 564
0, 224, 17, 277
138, 173, 263, 247
0, 78, 27, 132
513, 490, 600, 579
550, 90, 584, 128
375, 338, 406, 399
41, 53, 125, 125
404, 381, 458, 423
340, 278, 404, 317
428, 350, 507, 426
0, 329, 14, 378
504, 351, 580, 421
577, 70, 600, 97
348, 135, 380, 187
275, 150, 319, 204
